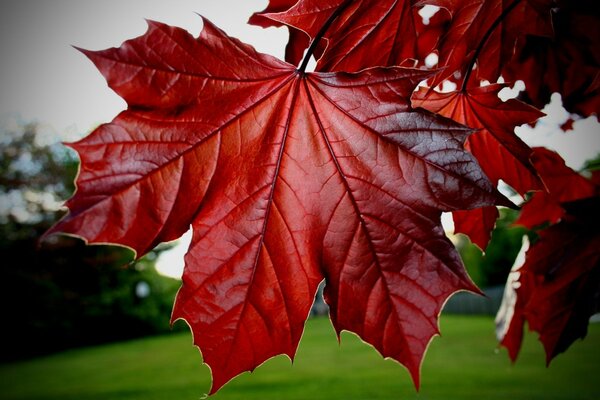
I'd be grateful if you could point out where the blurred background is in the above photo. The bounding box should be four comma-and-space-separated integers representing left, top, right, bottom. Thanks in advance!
0, 1, 598, 399
0, 0, 289, 363
0, 121, 183, 361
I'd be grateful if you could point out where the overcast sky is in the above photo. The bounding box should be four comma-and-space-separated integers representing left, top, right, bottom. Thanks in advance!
0, 0, 285, 138
1, 1, 598, 278
0, 1, 284, 277
1, 1, 597, 160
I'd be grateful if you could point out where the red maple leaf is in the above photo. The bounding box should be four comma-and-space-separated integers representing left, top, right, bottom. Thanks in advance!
255, 0, 446, 72
249, 0, 310, 65
412, 84, 543, 248
514, 191, 565, 229
451, 206, 499, 249
417, 0, 554, 88
44, 18, 509, 393
497, 197, 600, 363
515, 148, 597, 229
499, 149, 599, 363
504, 0, 600, 117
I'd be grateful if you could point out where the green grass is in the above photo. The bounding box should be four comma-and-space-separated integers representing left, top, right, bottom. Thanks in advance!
1, 315, 599, 399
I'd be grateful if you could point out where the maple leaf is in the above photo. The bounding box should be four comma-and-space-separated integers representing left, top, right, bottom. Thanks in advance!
249, 0, 310, 65
504, 0, 600, 117
497, 197, 600, 363
417, 0, 554, 88
451, 206, 499, 249
514, 191, 564, 229
255, 0, 445, 72
498, 149, 599, 363
515, 148, 597, 229
44, 17, 510, 393
412, 83, 543, 248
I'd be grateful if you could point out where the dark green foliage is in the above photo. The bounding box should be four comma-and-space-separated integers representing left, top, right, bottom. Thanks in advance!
0, 122, 181, 361
581, 153, 600, 173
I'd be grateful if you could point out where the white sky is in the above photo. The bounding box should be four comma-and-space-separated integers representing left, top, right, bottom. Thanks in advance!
0, 0, 285, 138
1, 1, 598, 279
0, 1, 284, 278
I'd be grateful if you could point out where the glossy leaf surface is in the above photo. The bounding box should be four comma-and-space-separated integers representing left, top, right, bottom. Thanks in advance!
46, 18, 508, 393
412, 84, 542, 248
499, 149, 599, 363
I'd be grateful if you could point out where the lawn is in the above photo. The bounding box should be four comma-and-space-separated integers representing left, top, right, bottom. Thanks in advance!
1, 315, 599, 400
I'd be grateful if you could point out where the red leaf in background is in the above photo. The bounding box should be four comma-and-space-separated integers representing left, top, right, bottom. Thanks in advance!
249, 0, 310, 65
412, 84, 543, 193
417, 0, 554, 88
412, 84, 543, 248
515, 191, 565, 229
497, 197, 600, 363
591, 170, 600, 187
560, 118, 574, 132
248, 0, 297, 25
414, 6, 452, 66
257, 0, 447, 72
452, 206, 499, 249
504, 0, 600, 117
528, 148, 597, 203
45, 18, 508, 393
515, 148, 597, 229
500, 149, 599, 363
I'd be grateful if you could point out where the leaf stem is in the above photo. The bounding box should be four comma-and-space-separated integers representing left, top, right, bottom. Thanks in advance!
460, 0, 522, 91
298, 0, 354, 73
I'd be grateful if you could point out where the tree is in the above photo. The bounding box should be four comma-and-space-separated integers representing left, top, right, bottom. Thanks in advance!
43, 0, 599, 394
0, 122, 181, 361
